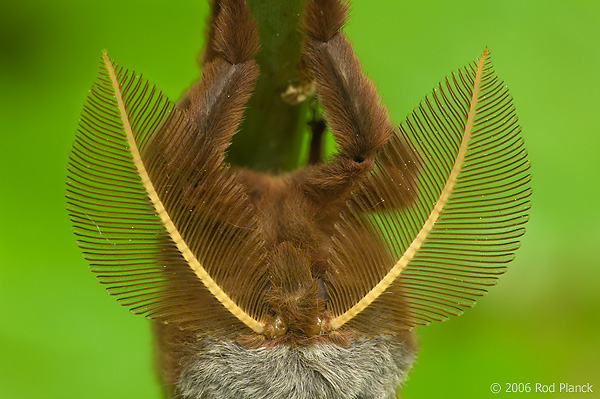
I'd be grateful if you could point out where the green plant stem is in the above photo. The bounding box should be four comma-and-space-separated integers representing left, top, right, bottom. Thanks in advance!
226, 0, 309, 172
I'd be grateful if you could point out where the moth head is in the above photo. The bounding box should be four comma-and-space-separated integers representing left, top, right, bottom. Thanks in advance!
265, 242, 322, 340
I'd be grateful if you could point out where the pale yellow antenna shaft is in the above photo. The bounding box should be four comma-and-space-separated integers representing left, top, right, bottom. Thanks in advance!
102, 52, 265, 334
330, 50, 489, 330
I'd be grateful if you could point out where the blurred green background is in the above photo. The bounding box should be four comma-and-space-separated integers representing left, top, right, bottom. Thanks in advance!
1, 0, 599, 398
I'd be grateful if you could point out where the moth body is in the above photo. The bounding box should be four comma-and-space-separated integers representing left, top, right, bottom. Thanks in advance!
67, 0, 531, 397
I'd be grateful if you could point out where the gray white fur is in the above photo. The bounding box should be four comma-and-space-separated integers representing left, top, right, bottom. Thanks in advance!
177, 337, 415, 399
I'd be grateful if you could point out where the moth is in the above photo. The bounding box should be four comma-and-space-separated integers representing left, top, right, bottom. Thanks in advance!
66, 0, 531, 398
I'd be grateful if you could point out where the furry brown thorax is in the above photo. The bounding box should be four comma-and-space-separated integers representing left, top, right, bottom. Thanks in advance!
233, 166, 371, 344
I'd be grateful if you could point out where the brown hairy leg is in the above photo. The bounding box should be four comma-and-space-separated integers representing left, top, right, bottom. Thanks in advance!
296, 0, 396, 206
286, 0, 399, 281
148, 0, 263, 222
